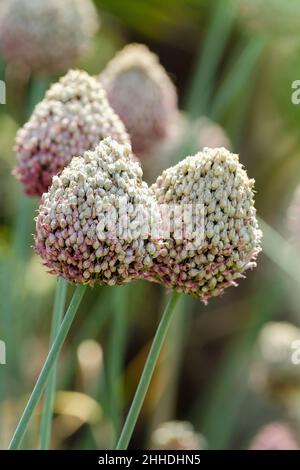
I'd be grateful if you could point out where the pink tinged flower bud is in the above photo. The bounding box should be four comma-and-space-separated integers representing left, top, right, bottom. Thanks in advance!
0, 0, 99, 72
149, 147, 262, 303
99, 43, 178, 157
249, 422, 299, 450
35, 138, 160, 286
14, 70, 130, 196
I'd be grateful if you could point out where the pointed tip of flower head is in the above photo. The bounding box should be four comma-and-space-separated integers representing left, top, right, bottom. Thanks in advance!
99, 42, 178, 156
150, 147, 262, 302
14, 70, 131, 197
0, 0, 99, 73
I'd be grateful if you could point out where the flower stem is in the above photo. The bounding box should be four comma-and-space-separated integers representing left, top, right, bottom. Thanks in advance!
40, 278, 68, 449
115, 290, 180, 450
8, 284, 87, 450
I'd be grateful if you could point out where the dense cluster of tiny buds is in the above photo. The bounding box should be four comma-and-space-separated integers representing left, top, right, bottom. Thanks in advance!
14, 70, 130, 196
99, 43, 178, 156
0, 0, 99, 72
254, 322, 300, 390
149, 147, 262, 303
249, 422, 299, 450
151, 421, 204, 450
34, 141, 261, 300
35, 138, 162, 286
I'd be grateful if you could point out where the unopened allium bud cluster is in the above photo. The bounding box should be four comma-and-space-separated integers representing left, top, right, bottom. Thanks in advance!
15, 70, 130, 196
35, 141, 261, 301
149, 147, 261, 302
0, 0, 99, 72
35, 138, 162, 286
100, 44, 178, 156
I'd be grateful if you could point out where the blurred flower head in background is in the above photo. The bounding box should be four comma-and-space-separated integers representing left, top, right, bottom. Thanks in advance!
149, 147, 262, 302
0, 0, 99, 73
252, 321, 300, 404
14, 70, 130, 196
142, 114, 231, 184
249, 421, 299, 450
100, 43, 179, 157
195, 117, 231, 151
151, 421, 205, 450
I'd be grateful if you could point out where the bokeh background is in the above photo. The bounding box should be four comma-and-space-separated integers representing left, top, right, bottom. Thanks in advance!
1, 0, 300, 450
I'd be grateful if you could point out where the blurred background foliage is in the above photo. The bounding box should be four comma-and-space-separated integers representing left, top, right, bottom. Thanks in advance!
1, 0, 300, 450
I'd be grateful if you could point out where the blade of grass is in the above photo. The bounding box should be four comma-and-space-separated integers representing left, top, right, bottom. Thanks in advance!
198, 279, 284, 449
210, 37, 266, 121
258, 217, 300, 283
40, 278, 68, 449
8, 284, 87, 450
185, 0, 236, 117
115, 291, 180, 450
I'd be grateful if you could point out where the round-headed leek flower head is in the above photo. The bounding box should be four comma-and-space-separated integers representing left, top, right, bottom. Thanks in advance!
252, 322, 300, 402
149, 147, 262, 303
99, 43, 178, 156
14, 70, 130, 197
249, 422, 299, 450
0, 0, 99, 72
151, 421, 205, 450
35, 138, 162, 286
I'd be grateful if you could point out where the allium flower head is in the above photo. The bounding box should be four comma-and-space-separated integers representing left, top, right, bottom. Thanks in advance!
99, 43, 178, 156
35, 138, 160, 286
0, 0, 99, 72
254, 322, 300, 392
151, 421, 205, 450
150, 147, 262, 302
249, 422, 299, 450
15, 70, 130, 196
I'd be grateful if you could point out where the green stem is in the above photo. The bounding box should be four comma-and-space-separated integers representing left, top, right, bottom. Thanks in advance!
107, 286, 129, 446
115, 291, 180, 450
8, 284, 87, 450
40, 278, 68, 449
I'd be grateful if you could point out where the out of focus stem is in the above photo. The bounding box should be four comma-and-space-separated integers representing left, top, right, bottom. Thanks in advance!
8, 284, 87, 450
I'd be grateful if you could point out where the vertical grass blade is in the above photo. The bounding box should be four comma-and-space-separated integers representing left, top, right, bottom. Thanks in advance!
185, 0, 236, 117
115, 291, 180, 450
8, 284, 87, 450
40, 278, 68, 449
